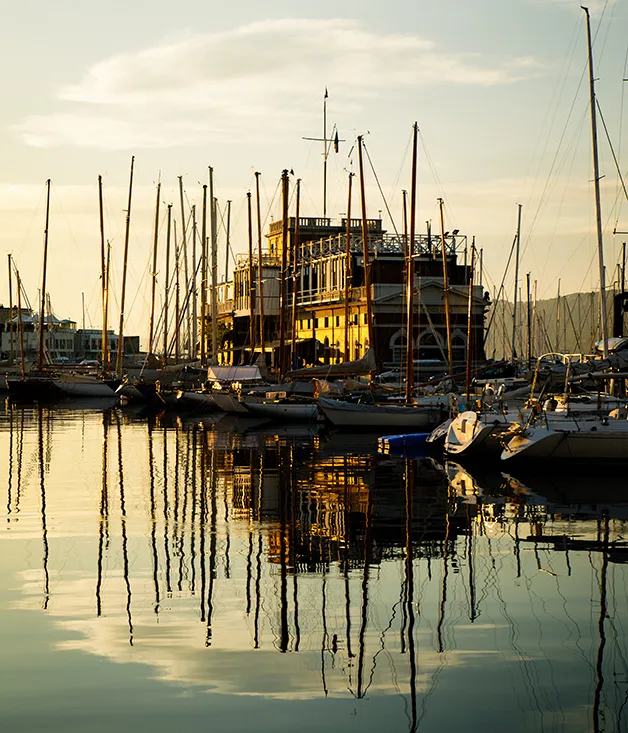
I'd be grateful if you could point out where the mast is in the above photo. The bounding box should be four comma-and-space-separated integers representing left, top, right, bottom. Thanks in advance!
279, 168, 289, 382
225, 200, 232, 283
16, 269, 26, 379
98, 176, 109, 367
7, 255, 14, 364
512, 203, 522, 360
583, 6, 609, 358
526, 272, 532, 369
405, 122, 418, 404
200, 186, 208, 365
148, 183, 161, 356
178, 176, 190, 358
465, 243, 476, 400
116, 156, 135, 376
247, 191, 256, 359
37, 178, 51, 371
278, 169, 290, 380
357, 137, 374, 359
191, 204, 197, 359
174, 220, 180, 363
255, 172, 266, 359
438, 197, 453, 373
323, 88, 328, 219
343, 173, 354, 361
163, 204, 172, 360
209, 168, 218, 364
290, 179, 301, 363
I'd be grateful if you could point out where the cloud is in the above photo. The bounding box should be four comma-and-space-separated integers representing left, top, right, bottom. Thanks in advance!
13, 18, 544, 150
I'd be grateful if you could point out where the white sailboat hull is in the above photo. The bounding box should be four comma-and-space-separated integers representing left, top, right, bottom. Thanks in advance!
502, 419, 628, 460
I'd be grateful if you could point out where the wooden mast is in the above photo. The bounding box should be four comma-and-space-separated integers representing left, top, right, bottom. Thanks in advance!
178, 176, 190, 358
174, 220, 180, 363
225, 200, 232, 283
343, 173, 353, 361
247, 191, 256, 360
148, 183, 161, 356
163, 204, 172, 361
512, 203, 522, 360
278, 169, 290, 380
200, 186, 208, 365
438, 197, 453, 373
116, 156, 135, 376
37, 179, 51, 371
16, 269, 26, 379
191, 204, 197, 360
98, 176, 109, 367
209, 167, 218, 364
405, 122, 418, 404
357, 137, 374, 359
7, 255, 14, 364
465, 243, 476, 400
583, 6, 609, 358
290, 179, 301, 364
255, 172, 266, 358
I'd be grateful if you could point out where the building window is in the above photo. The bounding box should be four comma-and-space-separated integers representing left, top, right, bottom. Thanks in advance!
353, 315, 359, 325
335, 316, 340, 327
314, 318, 319, 328
324, 317, 329, 328
363, 314, 367, 324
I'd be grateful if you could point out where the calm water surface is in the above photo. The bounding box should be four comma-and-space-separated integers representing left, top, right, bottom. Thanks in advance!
1, 402, 627, 732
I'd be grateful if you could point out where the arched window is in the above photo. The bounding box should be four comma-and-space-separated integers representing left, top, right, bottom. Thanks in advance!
418, 331, 444, 361
451, 331, 467, 363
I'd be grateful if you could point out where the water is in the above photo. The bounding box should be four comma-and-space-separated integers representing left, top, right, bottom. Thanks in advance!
1, 402, 627, 733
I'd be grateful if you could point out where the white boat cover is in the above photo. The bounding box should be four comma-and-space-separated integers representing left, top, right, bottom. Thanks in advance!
207, 366, 262, 382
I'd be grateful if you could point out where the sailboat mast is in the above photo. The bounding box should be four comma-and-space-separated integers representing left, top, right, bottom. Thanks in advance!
178, 176, 190, 358
7, 255, 14, 364
148, 183, 161, 356
200, 185, 207, 364
174, 220, 180, 363
323, 89, 328, 219
163, 204, 172, 360
278, 169, 290, 380
290, 179, 301, 362
357, 137, 374, 358
583, 6, 609, 358
255, 172, 266, 358
116, 156, 135, 376
98, 176, 109, 367
465, 243, 476, 400
438, 198, 453, 373
16, 269, 26, 378
192, 204, 197, 359
512, 203, 522, 361
209, 167, 218, 363
343, 173, 353, 361
405, 123, 418, 404
37, 179, 51, 371
247, 191, 256, 359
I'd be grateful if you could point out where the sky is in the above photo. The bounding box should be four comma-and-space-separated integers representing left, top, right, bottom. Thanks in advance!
1, 0, 627, 347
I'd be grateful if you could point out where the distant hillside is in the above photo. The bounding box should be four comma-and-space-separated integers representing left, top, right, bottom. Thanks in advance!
484, 290, 623, 360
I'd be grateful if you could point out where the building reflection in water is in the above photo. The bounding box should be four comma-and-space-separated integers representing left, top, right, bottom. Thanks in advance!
2, 404, 628, 731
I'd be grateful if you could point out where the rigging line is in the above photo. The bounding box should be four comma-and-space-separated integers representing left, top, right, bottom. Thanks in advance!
616, 40, 628, 226
484, 235, 518, 341
596, 99, 628, 206
362, 141, 401, 238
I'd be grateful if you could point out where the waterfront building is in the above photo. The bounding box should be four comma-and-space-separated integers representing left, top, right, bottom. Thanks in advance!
212, 216, 488, 377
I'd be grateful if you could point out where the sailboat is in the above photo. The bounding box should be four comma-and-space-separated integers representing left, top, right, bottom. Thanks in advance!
501, 8, 628, 463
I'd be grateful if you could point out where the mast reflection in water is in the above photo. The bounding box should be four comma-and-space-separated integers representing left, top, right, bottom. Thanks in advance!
1, 403, 628, 733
